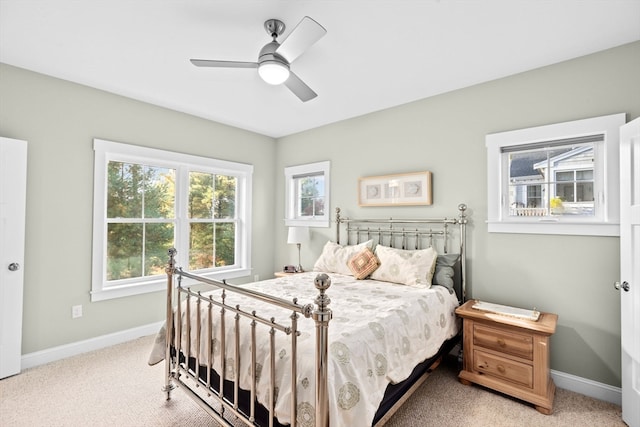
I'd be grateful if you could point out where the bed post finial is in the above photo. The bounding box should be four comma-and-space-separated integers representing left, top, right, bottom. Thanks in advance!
313, 273, 332, 427
167, 248, 177, 273
314, 273, 332, 310
458, 203, 468, 224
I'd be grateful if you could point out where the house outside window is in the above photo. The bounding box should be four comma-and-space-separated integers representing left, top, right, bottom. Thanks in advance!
285, 161, 330, 227
508, 144, 595, 217
487, 113, 625, 236
92, 139, 253, 301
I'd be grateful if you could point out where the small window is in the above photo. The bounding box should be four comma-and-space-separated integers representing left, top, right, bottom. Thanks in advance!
486, 113, 625, 236
504, 137, 597, 218
92, 139, 253, 301
285, 161, 330, 227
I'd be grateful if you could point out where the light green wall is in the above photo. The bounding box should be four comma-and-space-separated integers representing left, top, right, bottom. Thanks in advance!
275, 41, 640, 387
1, 41, 638, 388
0, 63, 276, 353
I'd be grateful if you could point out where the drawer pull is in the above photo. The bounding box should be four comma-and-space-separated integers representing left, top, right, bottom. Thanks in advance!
497, 338, 506, 347
497, 364, 506, 374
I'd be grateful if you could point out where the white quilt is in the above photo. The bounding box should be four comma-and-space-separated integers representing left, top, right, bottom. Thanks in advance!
151, 272, 460, 426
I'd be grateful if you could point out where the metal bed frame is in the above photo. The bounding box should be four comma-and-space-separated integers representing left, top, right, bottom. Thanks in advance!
336, 204, 468, 303
162, 204, 468, 427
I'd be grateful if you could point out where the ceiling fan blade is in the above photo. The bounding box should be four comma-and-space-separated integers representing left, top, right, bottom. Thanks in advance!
284, 71, 317, 102
190, 59, 258, 69
276, 16, 326, 63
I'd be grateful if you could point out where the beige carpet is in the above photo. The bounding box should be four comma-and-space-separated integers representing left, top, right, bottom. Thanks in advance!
0, 335, 625, 427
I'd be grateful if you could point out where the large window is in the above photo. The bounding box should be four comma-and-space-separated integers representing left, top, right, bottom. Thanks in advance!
284, 161, 330, 227
486, 113, 625, 236
92, 139, 253, 301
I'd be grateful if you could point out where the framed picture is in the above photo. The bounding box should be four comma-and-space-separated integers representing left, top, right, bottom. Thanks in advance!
358, 171, 432, 206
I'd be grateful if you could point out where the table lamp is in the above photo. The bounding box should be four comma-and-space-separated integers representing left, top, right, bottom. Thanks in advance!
287, 226, 310, 272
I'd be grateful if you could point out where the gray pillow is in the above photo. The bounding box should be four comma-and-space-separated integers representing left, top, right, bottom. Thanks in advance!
432, 254, 460, 294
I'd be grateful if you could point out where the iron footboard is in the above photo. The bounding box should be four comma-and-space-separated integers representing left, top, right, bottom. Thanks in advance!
164, 248, 332, 427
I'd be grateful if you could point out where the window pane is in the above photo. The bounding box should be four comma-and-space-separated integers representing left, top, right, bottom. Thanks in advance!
190, 223, 213, 270
144, 223, 175, 277
300, 176, 323, 197
107, 223, 142, 280
556, 171, 574, 182
300, 196, 313, 216
144, 167, 175, 219
314, 198, 325, 216
214, 175, 236, 219
576, 182, 594, 202
507, 144, 595, 217
297, 176, 324, 217
555, 183, 575, 201
215, 223, 235, 267
107, 162, 142, 218
189, 172, 214, 219
576, 170, 593, 180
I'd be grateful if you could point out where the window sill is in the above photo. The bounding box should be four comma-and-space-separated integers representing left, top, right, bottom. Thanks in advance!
487, 221, 620, 237
90, 268, 253, 302
284, 218, 329, 228
91, 279, 167, 302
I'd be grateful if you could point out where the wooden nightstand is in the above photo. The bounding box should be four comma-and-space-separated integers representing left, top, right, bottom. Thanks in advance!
274, 271, 304, 278
455, 299, 558, 414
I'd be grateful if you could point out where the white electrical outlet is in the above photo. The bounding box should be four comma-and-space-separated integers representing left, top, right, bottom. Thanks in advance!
71, 305, 83, 319
254, 274, 259, 282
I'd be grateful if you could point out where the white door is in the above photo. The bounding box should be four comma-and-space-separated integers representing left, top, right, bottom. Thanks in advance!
619, 118, 640, 427
0, 137, 27, 379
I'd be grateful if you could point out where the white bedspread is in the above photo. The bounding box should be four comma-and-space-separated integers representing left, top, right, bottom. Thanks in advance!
151, 272, 460, 426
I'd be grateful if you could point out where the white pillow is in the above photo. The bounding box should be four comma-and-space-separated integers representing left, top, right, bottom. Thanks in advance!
313, 240, 374, 276
370, 245, 438, 288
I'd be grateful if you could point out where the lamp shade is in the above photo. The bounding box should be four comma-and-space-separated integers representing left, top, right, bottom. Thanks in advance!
287, 226, 310, 245
258, 61, 290, 85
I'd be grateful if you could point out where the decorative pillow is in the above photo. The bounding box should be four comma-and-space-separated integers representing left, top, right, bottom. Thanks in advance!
370, 245, 438, 288
432, 253, 460, 294
313, 240, 374, 276
347, 247, 380, 280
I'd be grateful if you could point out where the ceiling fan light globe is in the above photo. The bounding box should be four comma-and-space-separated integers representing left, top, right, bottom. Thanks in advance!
258, 61, 290, 85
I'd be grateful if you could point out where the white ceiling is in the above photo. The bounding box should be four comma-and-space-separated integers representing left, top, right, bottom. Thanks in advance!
1, 1, 639, 138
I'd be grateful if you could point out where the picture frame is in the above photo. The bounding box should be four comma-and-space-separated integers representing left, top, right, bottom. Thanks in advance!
358, 171, 432, 206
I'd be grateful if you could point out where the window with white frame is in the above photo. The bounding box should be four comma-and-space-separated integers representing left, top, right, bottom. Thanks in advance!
486, 113, 625, 236
284, 161, 330, 227
92, 139, 253, 301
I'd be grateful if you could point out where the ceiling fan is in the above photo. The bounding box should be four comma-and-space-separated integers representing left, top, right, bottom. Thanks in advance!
190, 16, 327, 102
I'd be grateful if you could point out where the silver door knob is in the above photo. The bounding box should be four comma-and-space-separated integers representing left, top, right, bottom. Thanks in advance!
614, 281, 630, 292
8, 262, 20, 271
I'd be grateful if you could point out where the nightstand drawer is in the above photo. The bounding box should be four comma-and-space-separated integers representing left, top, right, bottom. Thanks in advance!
473, 349, 533, 388
473, 324, 533, 360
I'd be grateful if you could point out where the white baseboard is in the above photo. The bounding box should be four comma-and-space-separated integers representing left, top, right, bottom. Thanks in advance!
20, 324, 622, 407
551, 369, 622, 406
21, 321, 164, 370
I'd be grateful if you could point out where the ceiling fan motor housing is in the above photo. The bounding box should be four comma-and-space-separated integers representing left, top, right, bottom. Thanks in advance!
257, 40, 290, 84
258, 41, 289, 67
